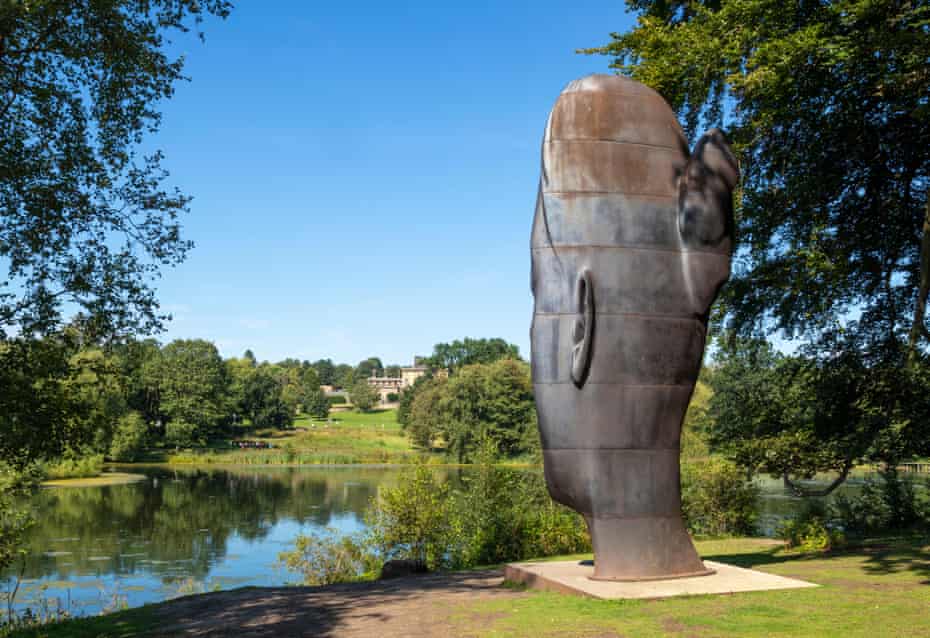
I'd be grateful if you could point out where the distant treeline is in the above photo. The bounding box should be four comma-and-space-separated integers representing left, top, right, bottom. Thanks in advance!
0, 330, 423, 468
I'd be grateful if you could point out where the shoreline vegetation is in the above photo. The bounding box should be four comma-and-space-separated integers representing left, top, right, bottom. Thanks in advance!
45, 403, 926, 473
39, 472, 147, 488
8, 534, 929, 638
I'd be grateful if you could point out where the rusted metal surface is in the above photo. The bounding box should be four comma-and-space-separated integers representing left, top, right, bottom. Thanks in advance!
530, 74, 739, 581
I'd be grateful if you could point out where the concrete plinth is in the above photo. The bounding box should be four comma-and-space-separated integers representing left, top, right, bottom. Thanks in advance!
504, 560, 817, 600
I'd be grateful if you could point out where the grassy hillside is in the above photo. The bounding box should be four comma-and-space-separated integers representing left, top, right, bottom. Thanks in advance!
165, 409, 420, 465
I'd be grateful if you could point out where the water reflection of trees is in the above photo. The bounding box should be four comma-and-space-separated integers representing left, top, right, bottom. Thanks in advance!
11, 466, 403, 583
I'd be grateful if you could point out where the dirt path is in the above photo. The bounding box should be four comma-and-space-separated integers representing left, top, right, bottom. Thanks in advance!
152, 569, 522, 637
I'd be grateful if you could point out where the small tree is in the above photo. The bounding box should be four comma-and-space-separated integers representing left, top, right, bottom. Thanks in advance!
243, 365, 293, 429
348, 381, 380, 413
165, 418, 201, 448
0, 464, 40, 573
303, 386, 330, 420
366, 463, 453, 570
109, 412, 149, 462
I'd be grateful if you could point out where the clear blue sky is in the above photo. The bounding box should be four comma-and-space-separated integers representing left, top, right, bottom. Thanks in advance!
153, 1, 635, 366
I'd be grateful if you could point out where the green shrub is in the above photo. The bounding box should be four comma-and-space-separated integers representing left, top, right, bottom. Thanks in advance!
366, 461, 453, 570
386, 392, 399, 403
328, 395, 346, 406
681, 458, 759, 536
0, 463, 39, 572
449, 444, 588, 567
108, 412, 148, 462
831, 467, 929, 532
778, 504, 846, 552
43, 453, 103, 479
515, 480, 590, 559
278, 457, 590, 585
277, 529, 378, 585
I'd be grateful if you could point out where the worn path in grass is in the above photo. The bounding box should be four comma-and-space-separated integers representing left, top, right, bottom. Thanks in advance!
12, 537, 930, 638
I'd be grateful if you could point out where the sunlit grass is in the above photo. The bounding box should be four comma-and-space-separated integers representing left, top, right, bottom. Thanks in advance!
462, 536, 930, 637
165, 409, 420, 465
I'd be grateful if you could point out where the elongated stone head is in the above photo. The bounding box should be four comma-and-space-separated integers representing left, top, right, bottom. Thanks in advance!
530, 74, 738, 581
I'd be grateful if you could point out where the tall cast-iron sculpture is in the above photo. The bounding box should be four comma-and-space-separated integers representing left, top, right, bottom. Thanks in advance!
530, 74, 739, 581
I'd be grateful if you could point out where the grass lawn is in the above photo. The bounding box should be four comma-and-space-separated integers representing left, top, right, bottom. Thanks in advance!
10, 535, 929, 637
457, 535, 930, 637
164, 409, 420, 465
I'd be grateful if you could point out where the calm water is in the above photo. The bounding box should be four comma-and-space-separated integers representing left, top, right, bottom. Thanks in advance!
0, 464, 919, 617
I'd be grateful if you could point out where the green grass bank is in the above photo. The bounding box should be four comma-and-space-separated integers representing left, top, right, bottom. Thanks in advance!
10, 535, 929, 637
163, 409, 421, 465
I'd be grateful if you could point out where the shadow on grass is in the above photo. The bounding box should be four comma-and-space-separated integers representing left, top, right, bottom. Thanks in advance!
703, 533, 930, 585
114, 569, 508, 638
853, 535, 930, 584
701, 545, 817, 569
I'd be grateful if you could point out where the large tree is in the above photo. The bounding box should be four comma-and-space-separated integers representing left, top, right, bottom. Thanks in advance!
585, 0, 930, 483
242, 364, 293, 429
706, 334, 930, 494
404, 359, 537, 462
311, 359, 337, 386
150, 339, 228, 440
0, 0, 231, 338
348, 380, 380, 413
584, 0, 930, 358
425, 338, 521, 373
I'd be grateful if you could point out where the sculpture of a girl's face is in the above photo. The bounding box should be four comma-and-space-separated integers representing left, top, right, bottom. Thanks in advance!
530, 75, 738, 581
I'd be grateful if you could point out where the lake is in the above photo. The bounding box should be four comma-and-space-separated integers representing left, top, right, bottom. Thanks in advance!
0, 464, 909, 617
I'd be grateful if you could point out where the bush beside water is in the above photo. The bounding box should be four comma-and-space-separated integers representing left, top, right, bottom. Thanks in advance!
279, 453, 590, 585
776, 468, 930, 553
681, 458, 759, 537
832, 467, 930, 533
279, 453, 766, 585
40, 454, 104, 480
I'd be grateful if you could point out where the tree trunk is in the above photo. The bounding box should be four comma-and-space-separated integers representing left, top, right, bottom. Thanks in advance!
782, 459, 853, 498
907, 198, 930, 365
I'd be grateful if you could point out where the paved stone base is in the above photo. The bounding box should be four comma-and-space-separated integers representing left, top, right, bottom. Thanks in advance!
504, 560, 817, 600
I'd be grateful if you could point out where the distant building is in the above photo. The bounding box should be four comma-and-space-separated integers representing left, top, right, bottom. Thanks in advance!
367, 362, 430, 404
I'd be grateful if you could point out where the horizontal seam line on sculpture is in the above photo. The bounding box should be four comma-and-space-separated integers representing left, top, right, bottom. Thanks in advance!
533, 382, 692, 388
533, 382, 695, 387
542, 191, 676, 200
532, 244, 729, 257
533, 312, 703, 321
544, 138, 681, 151
574, 514, 685, 520
560, 88, 663, 99
542, 190, 676, 198
545, 448, 681, 452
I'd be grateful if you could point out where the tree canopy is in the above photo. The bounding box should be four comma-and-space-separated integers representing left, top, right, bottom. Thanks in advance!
585, 0, 930, 485
425, 338, 521, 373
584, 0, 930, 359
403, 359, 537, 462
705, 334, 930, 494
0, 0, 232, 339
348, 380, 380, 413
